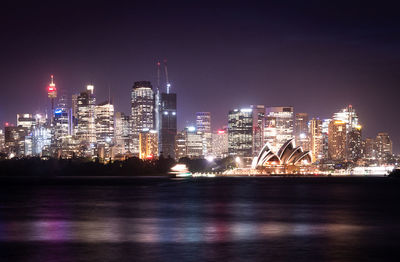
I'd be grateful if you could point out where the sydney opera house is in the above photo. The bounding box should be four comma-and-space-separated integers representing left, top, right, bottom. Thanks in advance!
250, 138, 313, 174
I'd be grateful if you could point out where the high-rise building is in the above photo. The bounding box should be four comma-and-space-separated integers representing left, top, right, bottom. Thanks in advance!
0, 129, 5, 153
76, 85, 96, 148
17, 114, 35, 130
321, 119, 331, 160
375, 132, 392, 162
175, 127, 203, 159
294, 113, 309, 151
333, 105, 359, 133
54, 95, 71, 145
212, 129, 229, 159
131, 81, 155, 155
264, 106, 294, 152
251, 105, 265, 155
95, 101, 114, 159
364, 137, 377, 160
347, 125, 363, 162
228, 108, 253, 158
175, 131, 187, 160
196, 112, 211, 156
309, 118, 323, 163
159, 93, 177, 158
115, 112, 131, 155
328, 120, 347, 161
139, 129, 158, 159
4, 126, 28, 157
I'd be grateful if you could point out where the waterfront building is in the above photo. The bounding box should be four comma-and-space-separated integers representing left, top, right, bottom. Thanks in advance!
174, 127, 203, 159
309, 118, 323, 163
294, 112, 310, 151
375, 132, 392, 162
321, 119, 331, 160
364, 137, 377, 160
264, 106, 294, 152
175, 131, 187, 160
228, 108, 253, 158
347, 125, 363, 162
160, 93, 177, 158
95, 101, 114, 159
139, 129, 158, 159
131, 81, 155, 155
4, 126, 28, 157
251, 105, 265, 155
328, 120, 347, 161
0, 129, 4, 153
115, 112, 131, 155
212, 129, 229, 159
196, 112, 211, 156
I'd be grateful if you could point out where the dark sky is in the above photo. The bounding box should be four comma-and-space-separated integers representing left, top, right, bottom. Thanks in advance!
1, 0, 400, 153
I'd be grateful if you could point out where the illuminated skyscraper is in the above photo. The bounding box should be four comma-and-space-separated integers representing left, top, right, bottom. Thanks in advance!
212, 129, 229, 159
196, 112, 211, 156
333, 105, 359, 133
294, 113, 309, 151
4, 126, 28, 157
328, 120, 347, 161
309, 118, 323, 163
251, 105, 265, 155
264, 107, 294, 152
347, 125, 363, 162
160, 93, 177, 158
95, 101, 114, 159
375, 132, 392, 162
321, 119, 331, 160
17, 114, 35, 130
139, 129, 158, 159
131, 81, 155, 155
0, 129, 5, 153
115, 112, 131, 155
175, 127, 203, 159
364, 137, 377, 160
228, 108, 253, 158
76, 85, 96, 148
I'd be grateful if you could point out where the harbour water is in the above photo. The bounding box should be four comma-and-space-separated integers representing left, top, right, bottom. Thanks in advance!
1, 176, 400, 261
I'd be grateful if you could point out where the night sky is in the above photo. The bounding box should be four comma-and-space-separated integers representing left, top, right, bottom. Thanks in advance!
1, 1, 400, 152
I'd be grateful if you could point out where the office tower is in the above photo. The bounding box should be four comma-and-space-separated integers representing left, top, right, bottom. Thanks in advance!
321, 119, 331, 160
76, 85, 96, 146
139, 129, 158, 159
196, 112, 211, 156
251, 105, 265, 155
95, 101, 114, 159
54, 94, 70, 145
294, 113, 309, 151
131, 81, 155, 155
4, 126, 28, 157
160, 93, 177, 158
309, 118, 323, 163
347, 125, 363, 162
264, 106, 294, 152
175, 127, 203, 159
115, 112, 131, 155
26, 126, 51, 156
328, 120, 347, 161
212, 129, 229, 159
375, 132, 392, 162
0, 129, 5, 153
228, 108, 253, 158
47, 75, 57, 113
71, 94, 79, 135
17, 114, 35, 130
364, 137, 376, 160
333, 105, 359, 133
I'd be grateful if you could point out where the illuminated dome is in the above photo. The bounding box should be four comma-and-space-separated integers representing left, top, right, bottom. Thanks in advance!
252, 138, 312, 168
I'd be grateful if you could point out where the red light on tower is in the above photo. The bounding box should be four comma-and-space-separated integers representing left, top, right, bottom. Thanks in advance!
47, 75, 57, 98
217, 130, 225, 134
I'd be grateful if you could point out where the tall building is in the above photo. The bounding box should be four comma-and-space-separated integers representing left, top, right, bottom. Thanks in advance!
139, 129, 158, 159
4, 126, 28, 157
131, 81, 155, 155
375, 132, 392, 162
228, 108, 253, 158
347, 125, 363, 162
0, 129, 5, 153
17, 114, 35, 130
212, 129, 229, 159
364, 137, 377, 160
294, 113, 309, 151
175, 131, 187, 160
328, 120, 347, 161
115, 112, 131, 155
251, 105, 265, 155
264, 106, 294, 152
175, 127, 203, 159
321, 119, 331, 160
333, 105, 359, 133
76, 85, 96, 148
53, 95, 71, 145
309, 118, 323, 163
159, 93, 177, 158
95, 101, 114, 159
196, 112, 211, 156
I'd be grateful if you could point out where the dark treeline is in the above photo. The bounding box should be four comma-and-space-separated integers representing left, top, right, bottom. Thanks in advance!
0, 156, 176, 176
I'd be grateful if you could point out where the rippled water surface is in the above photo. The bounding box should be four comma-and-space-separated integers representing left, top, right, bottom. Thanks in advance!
1, 177, 400, 261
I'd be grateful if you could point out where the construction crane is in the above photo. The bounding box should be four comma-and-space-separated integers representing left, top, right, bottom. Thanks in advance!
164, 59, 170, 94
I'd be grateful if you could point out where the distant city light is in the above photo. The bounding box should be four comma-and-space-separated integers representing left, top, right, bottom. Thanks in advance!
187, 126, 196, 132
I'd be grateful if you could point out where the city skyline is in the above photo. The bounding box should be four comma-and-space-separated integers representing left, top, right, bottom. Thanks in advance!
1, 1, 400, 153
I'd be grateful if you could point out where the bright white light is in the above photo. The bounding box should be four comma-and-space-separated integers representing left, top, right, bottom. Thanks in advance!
235, 157, 241, 163
171, 164, 188, 172
240, 108, 252, 113
163, 111, 168, 115
105, 137, 112, 143
167, 83, 171, 87
172, 112, 176, 115
300, 133, 306, 139
187, 126, 196, 132
9, 153, 15, 159
87, 85, 94, 91
206, 156, 214, 162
